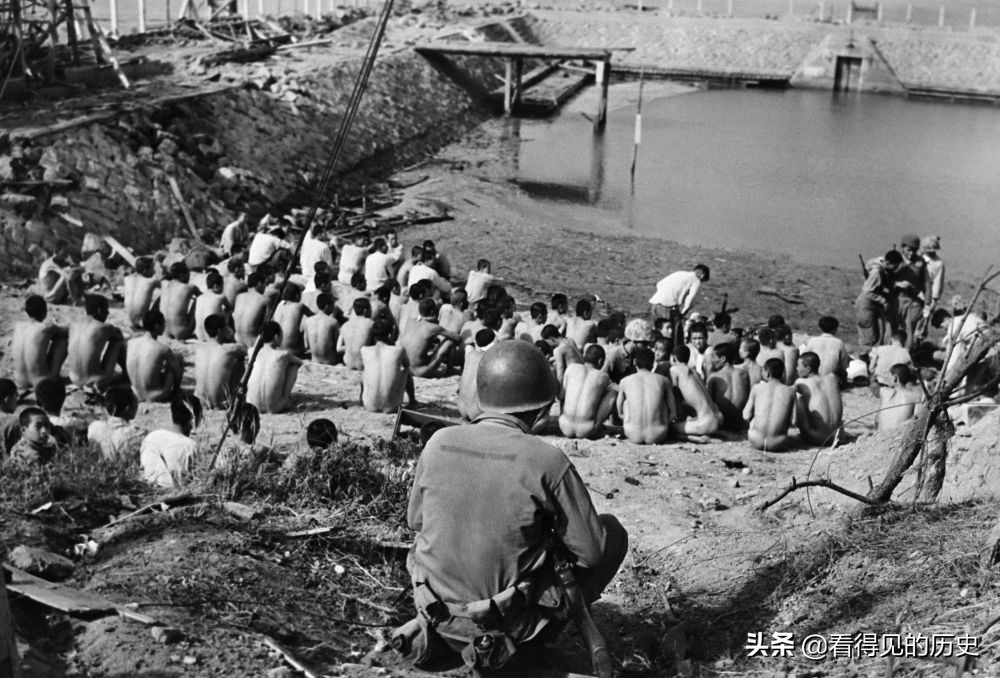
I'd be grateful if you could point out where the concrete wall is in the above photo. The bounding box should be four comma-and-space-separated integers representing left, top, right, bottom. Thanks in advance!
528, 10, 1000, 91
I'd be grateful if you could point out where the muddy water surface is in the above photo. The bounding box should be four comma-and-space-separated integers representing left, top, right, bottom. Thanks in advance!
509, 86, 1000, 274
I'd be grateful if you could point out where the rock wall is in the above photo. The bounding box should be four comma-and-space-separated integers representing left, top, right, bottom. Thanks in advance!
0, 41, 504, 275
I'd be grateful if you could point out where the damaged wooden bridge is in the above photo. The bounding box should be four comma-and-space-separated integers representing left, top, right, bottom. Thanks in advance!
414, 41, 634, 131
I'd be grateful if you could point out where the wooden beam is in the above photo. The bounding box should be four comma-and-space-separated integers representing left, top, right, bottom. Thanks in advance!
415, 41, 629, 60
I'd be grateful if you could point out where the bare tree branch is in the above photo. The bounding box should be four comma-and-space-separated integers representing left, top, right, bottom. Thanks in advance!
756, 477, 884, 512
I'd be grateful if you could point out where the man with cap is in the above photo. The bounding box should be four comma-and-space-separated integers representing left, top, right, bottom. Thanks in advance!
647, 264, 710, 345
397, 340, 628, 672
890, 235, 929, 350
855, 250, 904, 361
921, 236, 945, 320
603, 318, 655, 384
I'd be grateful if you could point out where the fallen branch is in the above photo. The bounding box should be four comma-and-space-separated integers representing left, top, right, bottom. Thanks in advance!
91, 503, 210, 546
756, 477, 884, 512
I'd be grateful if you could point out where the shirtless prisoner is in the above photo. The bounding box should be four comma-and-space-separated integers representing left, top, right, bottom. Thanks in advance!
457, 329, 494, 422
616, 347, 676, 445
301, 293, 341, 365
794, 351, 843, 445
541, 324, 584, 384
559, 345, 616, 439
743, 358, 796, 451
194, 270, 232, 342
233, 272, 270, 348
67, 294, 127, 389
160, 262, 202, 340
360, 320, 416, 413
738, 338, 764, 386
706, 343, 751, 431
337, 298, 375, 370
400, 298, 462, 378
195, 314, 248, 409
246, 321, 303, 414
272, 285, 313, 355
12, 296, 69, 389
566, 299, 597, 350
877, 364, 926, 430
124, 257, 160, 330
222, 260, 248, 307
126, 310, 184, 403
669, 345, 722, 439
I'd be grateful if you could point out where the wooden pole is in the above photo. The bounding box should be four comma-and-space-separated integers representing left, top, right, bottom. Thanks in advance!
696, 0, 702, 12
938, 5, 944, 26
63, 0, 81, 64
258, 0, 264, 16
818, 0, 824, 20
109, 0, 118, 35
727, 0, 732, 17
46, 0, 58, 83
876, 2, 882, 20
905, 3, 911, 22
969, 7, 976, 28
504, 59, 513, 115
138, 0, 146, 32
594, 56, 610, 133
846, 3, 852, 22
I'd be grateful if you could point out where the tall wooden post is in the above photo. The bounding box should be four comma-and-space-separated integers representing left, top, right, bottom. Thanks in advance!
905, 3, 911, 22
594, 56, 610, 133
969, 7, 975, 28
138, 0, 146, 32
938, 5, 944, 26
46, 0, 58, 83
109, 0, 118, 34
504, 58, 523, 117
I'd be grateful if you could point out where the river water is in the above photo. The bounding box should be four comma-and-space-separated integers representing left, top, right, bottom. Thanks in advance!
509, 87, 1000, 276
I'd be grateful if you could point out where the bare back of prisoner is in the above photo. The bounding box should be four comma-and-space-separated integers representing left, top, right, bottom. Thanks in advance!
877, 364, 925, 431
12, 296, 68, 389
246, 322, 302, 414
616, 348, 675, 444
160, 263, 201, 340
233, 273, 269, 348
360, 321, 411, 413
68, 295, 126, 388
794, 351, 843, 445
401, 299, 461, 378
559, 345, 615, 439
743, 358, 795, 451
195, 315, 247, 408
124, 258, 159, 329
669, 347, 722, 438
706, 344, 750, 431
127, 311, 183, 403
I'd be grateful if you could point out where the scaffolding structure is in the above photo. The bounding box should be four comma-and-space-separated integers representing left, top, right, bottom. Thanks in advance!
0, 0, 129, 88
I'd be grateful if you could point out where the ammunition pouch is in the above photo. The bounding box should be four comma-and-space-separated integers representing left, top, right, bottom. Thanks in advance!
404, 559, 567, 671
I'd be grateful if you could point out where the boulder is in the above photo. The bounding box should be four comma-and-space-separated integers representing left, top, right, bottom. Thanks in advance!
8, 545, 75, 581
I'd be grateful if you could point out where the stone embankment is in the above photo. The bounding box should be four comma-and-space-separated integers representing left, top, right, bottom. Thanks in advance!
1, 10, 997, 273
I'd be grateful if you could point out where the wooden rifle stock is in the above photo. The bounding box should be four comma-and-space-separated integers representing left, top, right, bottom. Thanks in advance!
552, 548, 614, 678
859, 254, 869, 279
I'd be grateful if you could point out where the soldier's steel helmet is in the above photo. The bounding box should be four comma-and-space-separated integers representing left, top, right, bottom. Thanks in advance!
477, 340, 558, 414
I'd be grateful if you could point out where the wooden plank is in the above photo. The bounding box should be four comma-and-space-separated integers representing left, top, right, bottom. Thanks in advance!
4, 564, 157, 624
167, 176, 204, 244
103, 234, 136, 267
415, 41, 632, 60
4, 564, 115, 614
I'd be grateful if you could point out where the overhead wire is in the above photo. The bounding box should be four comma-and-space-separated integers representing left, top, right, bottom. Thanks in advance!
208, 0, 397, 468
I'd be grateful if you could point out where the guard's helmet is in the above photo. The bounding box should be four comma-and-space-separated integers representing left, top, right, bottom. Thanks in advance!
477, 340, 557, 414
624, 318, 654, 343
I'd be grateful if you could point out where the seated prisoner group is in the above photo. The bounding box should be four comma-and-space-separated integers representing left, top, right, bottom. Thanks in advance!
3, 218, 943, 478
